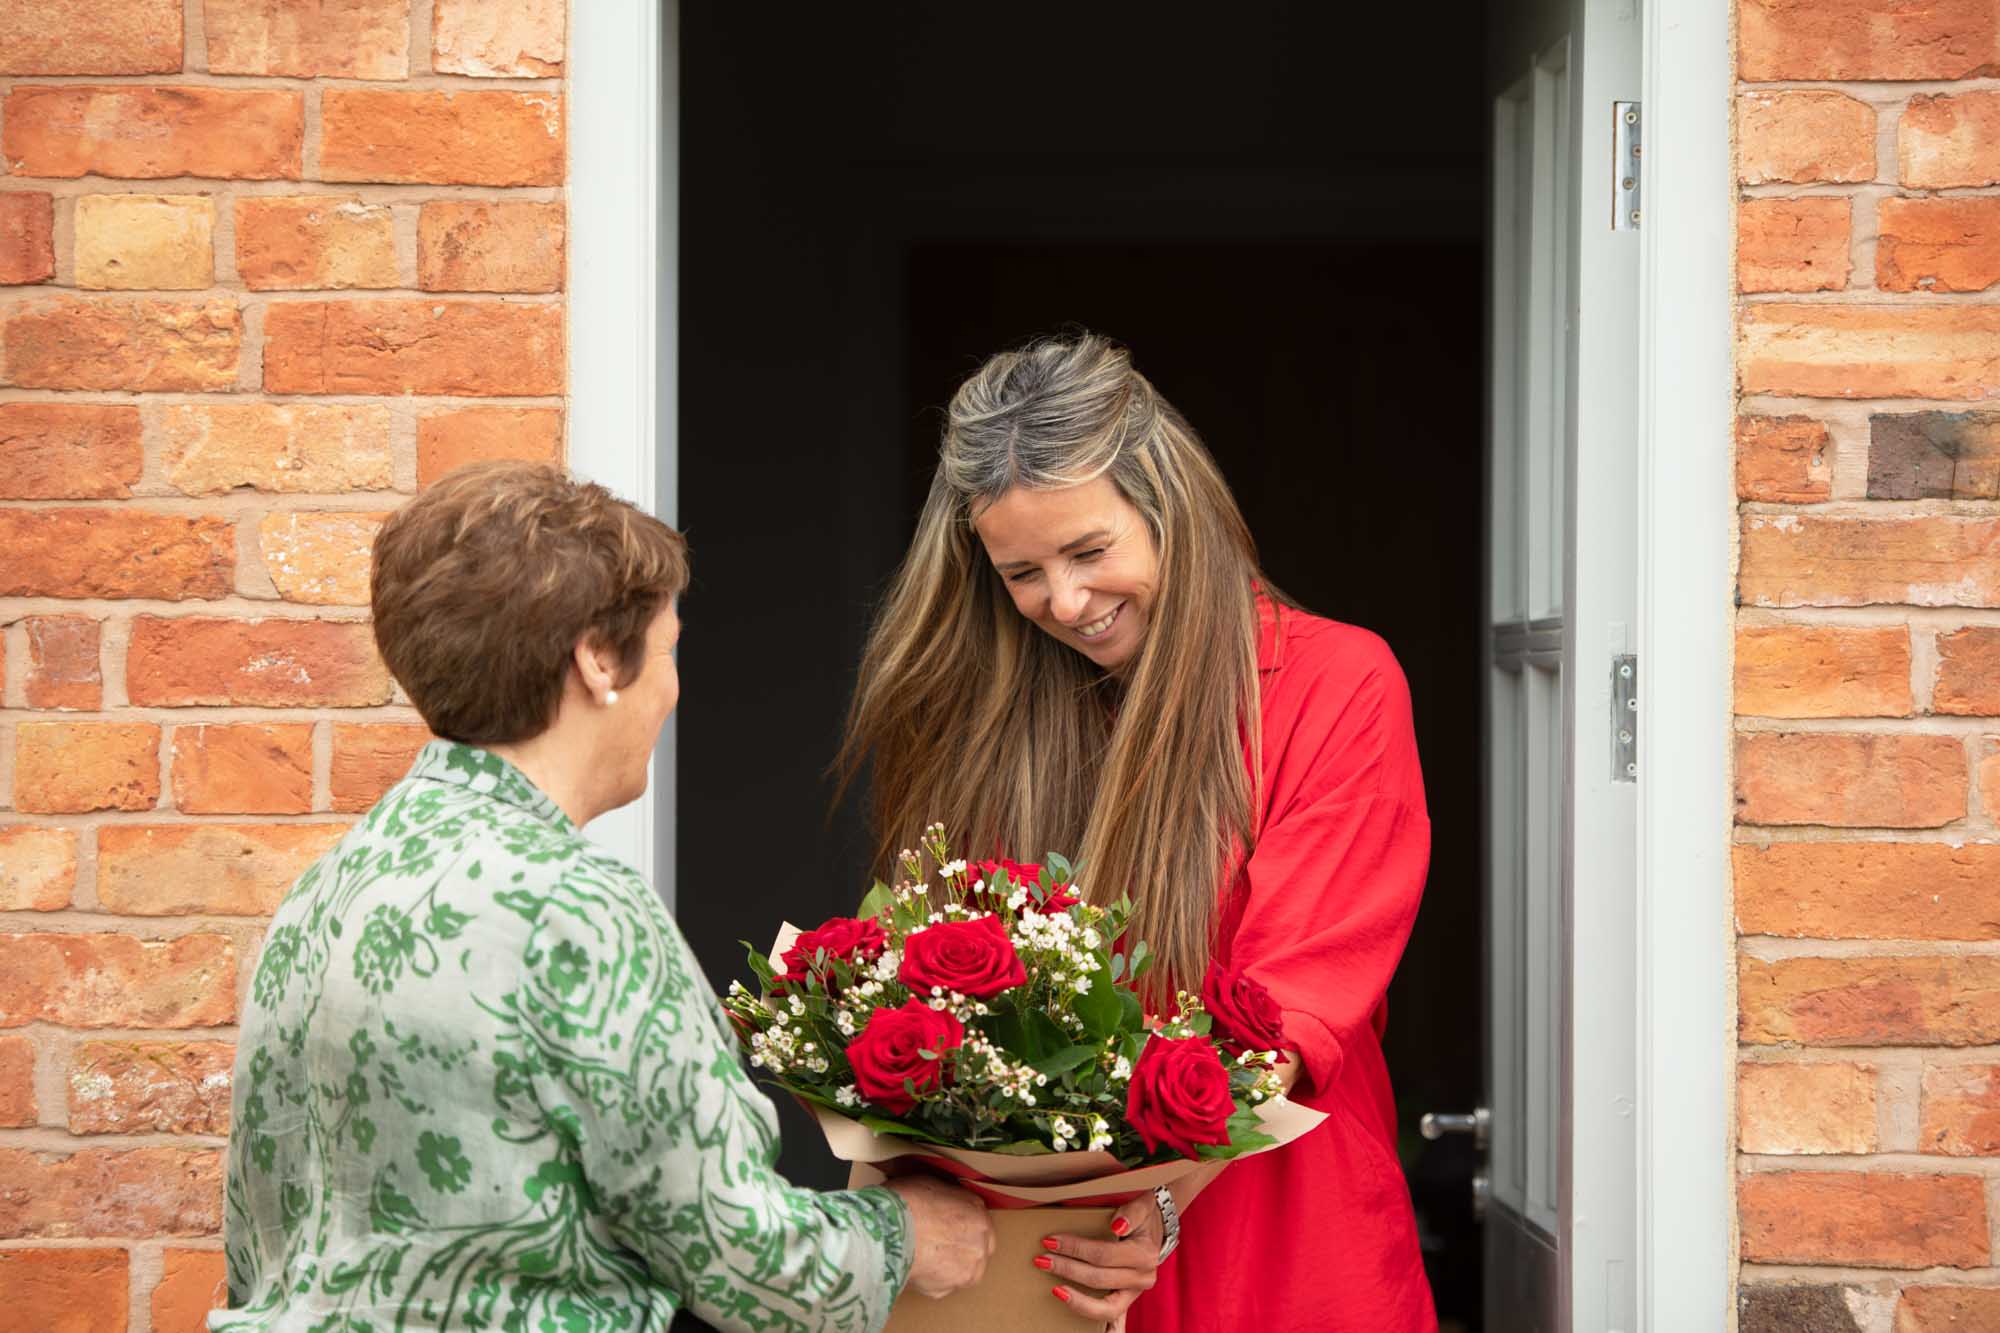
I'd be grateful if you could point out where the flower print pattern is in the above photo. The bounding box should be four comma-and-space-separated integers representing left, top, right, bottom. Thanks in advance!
214, 741, 910, 1332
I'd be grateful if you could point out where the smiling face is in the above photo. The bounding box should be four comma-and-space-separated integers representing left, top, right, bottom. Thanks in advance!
974, 476, 1160, 672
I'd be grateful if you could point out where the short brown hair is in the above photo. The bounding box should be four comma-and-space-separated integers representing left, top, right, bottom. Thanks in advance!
371, 461, 689, 744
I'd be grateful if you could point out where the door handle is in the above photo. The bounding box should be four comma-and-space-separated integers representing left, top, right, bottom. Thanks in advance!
1419, 1106, 1491, 1150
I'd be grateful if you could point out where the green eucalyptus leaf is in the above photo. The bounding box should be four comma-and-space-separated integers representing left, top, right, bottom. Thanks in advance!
1074, 964, 1121, 1038
1031, 1044, 1100, 1078
857, 880, 896, 920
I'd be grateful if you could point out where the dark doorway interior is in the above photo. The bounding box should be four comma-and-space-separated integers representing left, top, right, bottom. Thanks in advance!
679, 5, 1485, 1325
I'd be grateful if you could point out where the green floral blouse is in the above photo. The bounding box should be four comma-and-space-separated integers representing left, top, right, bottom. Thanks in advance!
213, 741, 911, 1332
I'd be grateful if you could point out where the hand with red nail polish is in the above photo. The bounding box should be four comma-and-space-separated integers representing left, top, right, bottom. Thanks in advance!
1036, 1194, 1167, 1324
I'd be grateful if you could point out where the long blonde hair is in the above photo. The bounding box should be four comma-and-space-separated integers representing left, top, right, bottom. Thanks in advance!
839, 333, 1282, 999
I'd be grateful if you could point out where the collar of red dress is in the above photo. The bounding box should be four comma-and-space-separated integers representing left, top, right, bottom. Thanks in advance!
1256, 592, 1287, 675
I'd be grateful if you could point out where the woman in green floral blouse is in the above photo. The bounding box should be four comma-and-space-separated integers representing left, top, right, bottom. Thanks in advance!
213, 462, 992, 1332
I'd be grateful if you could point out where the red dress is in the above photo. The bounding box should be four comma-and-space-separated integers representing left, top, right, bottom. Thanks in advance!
1129, 604, 1437, 1333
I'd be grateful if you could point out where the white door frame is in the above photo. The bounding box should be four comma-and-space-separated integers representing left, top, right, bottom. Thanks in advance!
1634, 0, 1734, 1325
566, 0, 675, 905
566, 1, 1736, 1324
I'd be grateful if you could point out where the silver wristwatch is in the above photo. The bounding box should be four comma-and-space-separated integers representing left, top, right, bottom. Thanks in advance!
1152, 1184, 1182, 1262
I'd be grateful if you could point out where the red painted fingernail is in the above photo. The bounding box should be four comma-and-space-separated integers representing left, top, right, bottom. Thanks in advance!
1041, 1237, 1060, 1252
1110, 1217, 1131, 1237
1033, 1255, 1053, 1271
1053, 1287, 1072, 1303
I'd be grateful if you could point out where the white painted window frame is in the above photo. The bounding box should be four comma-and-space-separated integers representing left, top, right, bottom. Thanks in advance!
565, 0, 1736, 1322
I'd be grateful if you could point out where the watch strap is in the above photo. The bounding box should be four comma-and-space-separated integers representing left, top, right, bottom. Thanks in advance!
1152, 1184, 1181, 1263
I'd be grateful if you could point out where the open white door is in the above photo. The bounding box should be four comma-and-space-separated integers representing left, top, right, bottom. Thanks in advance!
1472, 0, 1641, 1326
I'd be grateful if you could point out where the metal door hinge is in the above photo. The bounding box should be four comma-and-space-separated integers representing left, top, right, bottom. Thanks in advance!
1612, 654, 1638, 781
1613, 101, 1641, 230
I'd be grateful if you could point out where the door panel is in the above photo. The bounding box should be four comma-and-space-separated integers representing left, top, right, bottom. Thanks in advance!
1485, 0, 1640, 1327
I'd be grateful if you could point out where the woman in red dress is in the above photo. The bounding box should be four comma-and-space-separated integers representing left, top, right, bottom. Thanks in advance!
840, 332, 1435, 1331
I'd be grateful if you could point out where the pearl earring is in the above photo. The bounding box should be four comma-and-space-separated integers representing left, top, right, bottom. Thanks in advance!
604, 690, 619, 706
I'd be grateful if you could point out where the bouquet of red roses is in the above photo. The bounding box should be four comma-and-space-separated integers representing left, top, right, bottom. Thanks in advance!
725, 825, 1324, 1331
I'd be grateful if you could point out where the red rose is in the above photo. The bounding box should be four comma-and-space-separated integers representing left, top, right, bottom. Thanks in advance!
778, 916, 887, 985
972, 858, 1080, 913
1201, 968, 1289, 1062
898, 914, 1028, 999
846, 999, 964, 1113
1124, 1034, 1236, 1158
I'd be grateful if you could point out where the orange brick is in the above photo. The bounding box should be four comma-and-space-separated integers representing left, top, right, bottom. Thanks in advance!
330, 723, 431, 811
0, 1035, 35, 1126
23, 616, 102, 710
0, 192, 55, 285
1738, 197, 1850, 293
1983, 739, 2000, 823
3, 297, 240, 392
0, 0, 181, 75
0, 828, 77, 912
170, 723, 313, 815
433, 0, 563, 76
258, 511, 384, 606
1922, 1064, 2000, 1156
0, 509, 233, 600
97, 824, 344, 916
152, 1249, 226, 1333
1900, 1287, 2000, 1331
1, 85, 302, 180
234, 196, 396, 291
417, 406, 563, 483
1742, 954, 2000, 1046
264, 299, 563, 396
1735, 625, 1910, 718
0, 404, 141, 500
0, 1147, 221, 1237
1902, 92, 2000, 190
1735, 731, 1965, 827
1936, 628, 2000, 714
1739, 1061, 1876, 1155
1740, 1171, 1986, 1268
1739, 91, 1876, 185
1878, 197, 2000, 294
0, 934, 235, 1029
14, 723, 161, 815
1736, 415, 1831, 503
74, 194, 214, 290
128, 616, 390, 708
68, 1041, 232, 1135
1741, 514, 2000, 608
1739, 0, 2000, 81
321, 89, 563, 186
418, 200, 564, 292
205, 0, 408, 80
159, 402, 392, 496
0, 1248, 130, 1332
1740, 304, 2000, 401
1736, 841, 2000, 940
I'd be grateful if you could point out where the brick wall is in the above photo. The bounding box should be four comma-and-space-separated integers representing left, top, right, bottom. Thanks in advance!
1734, 1, 2000, 1329
0, 3, 565, 1328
